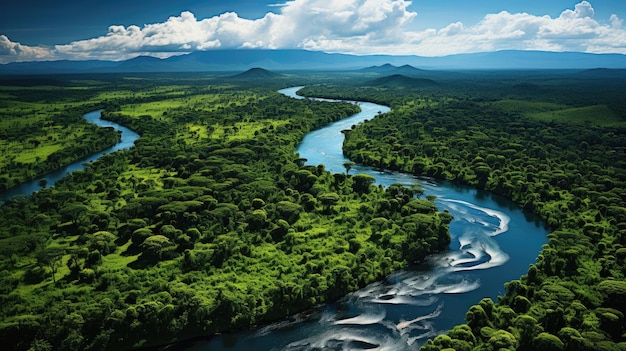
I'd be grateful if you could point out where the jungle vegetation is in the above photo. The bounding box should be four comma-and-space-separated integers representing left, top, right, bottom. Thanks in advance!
0, 79, 121, 191
0, 74, 451, 351
299, 69, 626, 351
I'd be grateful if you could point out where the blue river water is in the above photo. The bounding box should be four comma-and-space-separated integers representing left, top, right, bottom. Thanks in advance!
0, 110, 139, 203
178, 87, 549, 350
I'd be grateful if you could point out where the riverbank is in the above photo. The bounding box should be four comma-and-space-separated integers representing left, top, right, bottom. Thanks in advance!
308, 82, 626, 350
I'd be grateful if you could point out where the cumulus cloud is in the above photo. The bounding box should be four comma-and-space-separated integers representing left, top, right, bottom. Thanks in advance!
399, 0, 626, 55
0, 35, 55, 62
1, 0, 625, 63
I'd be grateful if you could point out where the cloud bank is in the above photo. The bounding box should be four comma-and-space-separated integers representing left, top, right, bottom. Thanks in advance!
1, 0, 625, 63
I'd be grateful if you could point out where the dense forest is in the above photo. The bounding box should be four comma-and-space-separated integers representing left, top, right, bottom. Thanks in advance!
300, 70, 626, 351
0, 75, 451, 350
2, 69, 626, 351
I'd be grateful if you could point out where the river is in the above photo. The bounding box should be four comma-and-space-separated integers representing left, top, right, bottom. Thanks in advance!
1, 90, 548, 350
176, 87, 549, 350
0, 110, 139, 203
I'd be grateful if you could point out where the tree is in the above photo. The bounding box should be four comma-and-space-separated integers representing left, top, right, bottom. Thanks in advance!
300, 193, 317, 211
247, 209, 267, 231
251, 198, 266, 209
141, 235, 175, 260
87, 231, 117, 255
352, 174, 376, 193
466, 305, 490, 332
318, 192, 340, 214
275, 201, 301, 224
343, 161, 355, 175
60, 202, 89, 225
533, 332, 564, 351
369, 217, 389, 237
448, 324, 476, 345
270, 219, 290, 242
514, 315, 543, 349
597, 279, 626, 312
36, 247, 65, 283
487, 330, 517, 350
131, 228, 153, 246
28, 339, 53, 351
294, 157, 308, 167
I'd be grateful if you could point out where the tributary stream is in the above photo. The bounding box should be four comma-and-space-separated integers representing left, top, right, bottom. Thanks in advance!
0, 110, 139, 203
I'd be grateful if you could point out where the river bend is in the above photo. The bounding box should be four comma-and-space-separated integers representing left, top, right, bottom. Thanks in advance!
181, 87, 548, 350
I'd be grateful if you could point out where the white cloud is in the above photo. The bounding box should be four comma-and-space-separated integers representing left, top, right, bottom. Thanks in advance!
395, 1, 626, 56
561, 1, 594, 19
1, 0, 625, 63
0, 35, 55, 62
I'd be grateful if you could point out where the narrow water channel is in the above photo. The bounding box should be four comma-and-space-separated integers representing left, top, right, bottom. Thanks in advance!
178, 87, 549, 350
0, 110, 139, 203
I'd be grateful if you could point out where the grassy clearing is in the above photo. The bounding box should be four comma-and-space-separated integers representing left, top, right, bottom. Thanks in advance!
530, 104, 624, 126
492, 99, 625, 126
2, 124, 93, 165
105, 242, 140, 271
115, 89, 260, 121
14, 144, 64, 164
491, 99, 567, 114
120, 100, 183, 119
94, 86, 187, 101
0, 92, 96, 168
205, 120, 291, 141
117, 94, 226, 120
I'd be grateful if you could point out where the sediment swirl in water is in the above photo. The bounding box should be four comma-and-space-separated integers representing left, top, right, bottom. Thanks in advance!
264, 87, 514, 350
180, 88, 548, 351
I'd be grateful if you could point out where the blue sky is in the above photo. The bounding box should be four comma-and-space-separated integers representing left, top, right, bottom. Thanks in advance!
1, 0, 625, 63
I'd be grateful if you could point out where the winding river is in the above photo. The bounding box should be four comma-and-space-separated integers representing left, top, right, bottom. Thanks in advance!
178, 87, 549, 350
0, 89, 548, 350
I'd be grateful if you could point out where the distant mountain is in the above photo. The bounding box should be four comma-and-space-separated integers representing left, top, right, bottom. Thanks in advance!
361, 63, 399, 74
230, 67, 283, 79
0, 77, 71, 86
575, 68, 626, 79
1, 49, 626, 75
160, 49, 380, 71
0, 59, 119, 75
110, 56, 169, 73
361, 63, 425, 76
368, 74, 437, 88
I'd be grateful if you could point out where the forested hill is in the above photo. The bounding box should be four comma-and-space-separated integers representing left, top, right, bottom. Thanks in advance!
0, 77, 451, 351
300, 74, 626, 350
368, 74, 437, 88
230, 67, 283, 80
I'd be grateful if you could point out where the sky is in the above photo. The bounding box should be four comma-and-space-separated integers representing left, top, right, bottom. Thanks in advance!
1, 0, 625, 63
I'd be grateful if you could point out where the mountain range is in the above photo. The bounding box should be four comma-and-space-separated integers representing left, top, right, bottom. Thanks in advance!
2, 49, 626, 75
